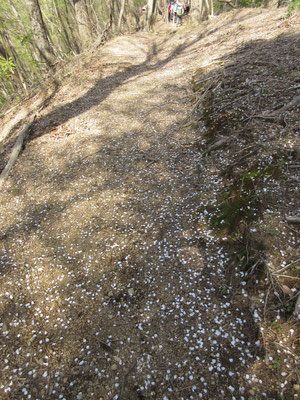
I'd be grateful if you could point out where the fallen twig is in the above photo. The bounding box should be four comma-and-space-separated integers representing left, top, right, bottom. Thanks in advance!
94, 22, 111, 49
274, 275, 300, 280
264, 285, 271, 322
98, 339, 113, 353
168, 377, 178, 399
204, 137, 231, 154
285, 226, 300, 235
273, 95, 300, 114
286, 216, 300, 224
0, 109, 30, 144
252, 95, 300, 123
273, 257, 300, 275
187, 79, 219, 119
118, 359, 137, 400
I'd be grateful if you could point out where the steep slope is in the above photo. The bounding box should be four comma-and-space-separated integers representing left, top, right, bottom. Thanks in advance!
0, 7, 299, 400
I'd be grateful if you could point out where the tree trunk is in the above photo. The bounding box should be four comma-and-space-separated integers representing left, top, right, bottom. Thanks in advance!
73, 0, 93, 50
52, 0, 76, 54
1, 33, 28, 92
146, 0, 156, 31
110, 0, 117, 33
88, 0, 101, 34
210, 0, 214, 16
8, 0, 41, 68
25, 0, 56, 67
117, 0, 126, 32
62, 0, 81, 53
190, 0, 205, 22
0, 43, 10, 59
203, 0, 210, 18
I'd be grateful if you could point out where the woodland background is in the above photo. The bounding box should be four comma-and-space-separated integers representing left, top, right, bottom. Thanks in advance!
0, 0, 298, 111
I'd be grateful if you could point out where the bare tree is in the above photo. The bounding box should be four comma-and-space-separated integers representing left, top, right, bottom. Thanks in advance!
190, 0, 211, 21
25, 0, 56, 67
7, 0, 41, 67
146, 0, 157, 31
73, 0, 93, 50
117, 0, 126, 32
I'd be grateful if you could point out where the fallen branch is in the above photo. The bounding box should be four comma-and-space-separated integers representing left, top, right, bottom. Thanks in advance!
204, 137, 231, 154
286, 216, 300, 224
0, 81, 59, 145
183, 79, 218, 123
0, 109, 29, 144
222, 148, 259, 175
250, 114, 285, 125
252, 95, 300, 122
286, 225, 300, 235
274, 275, 300, 280
273, 257, 300, 275
288, 176, 300, 183
273, 95, 300, 114
0, 114, 36, 189
94, 22, 111, 49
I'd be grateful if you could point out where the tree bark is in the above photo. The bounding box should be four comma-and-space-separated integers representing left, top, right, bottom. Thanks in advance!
52, 0, 75, 54
110, 0, 117, 33
73, 0, 93, 50
146, 0, 156, 31
1, 32, 28, 91
117, 0, 126, 32
62, 0, 81, 53
191, 0, 211, 21
88, 0, 101, 34
25, 0, 56, 67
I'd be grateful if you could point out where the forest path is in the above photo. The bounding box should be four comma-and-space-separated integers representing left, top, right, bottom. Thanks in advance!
0, 8, 291, 400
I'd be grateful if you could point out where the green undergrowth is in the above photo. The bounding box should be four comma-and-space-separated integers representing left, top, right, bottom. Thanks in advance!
208, 161, 285, 233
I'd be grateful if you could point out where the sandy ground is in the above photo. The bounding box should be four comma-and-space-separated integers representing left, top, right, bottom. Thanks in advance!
0, 7, 299, 400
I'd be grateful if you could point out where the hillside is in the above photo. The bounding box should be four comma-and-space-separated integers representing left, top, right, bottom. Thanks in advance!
0, 7, 299, 400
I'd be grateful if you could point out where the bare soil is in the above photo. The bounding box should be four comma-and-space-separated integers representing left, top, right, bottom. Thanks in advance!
0, 7, 299, 400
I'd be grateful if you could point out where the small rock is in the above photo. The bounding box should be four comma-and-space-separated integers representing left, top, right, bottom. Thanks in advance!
77, 393, 83, 400
113, 356, 122, 364
108, 314, 114, 319
249, 389, 256, 396
108, 291, 113, 297
128, 288, 134, 296
294, 384, 300, 393
111, 364, 118, 371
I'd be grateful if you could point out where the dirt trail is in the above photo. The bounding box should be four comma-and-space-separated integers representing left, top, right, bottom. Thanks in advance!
0, 8, 297, 400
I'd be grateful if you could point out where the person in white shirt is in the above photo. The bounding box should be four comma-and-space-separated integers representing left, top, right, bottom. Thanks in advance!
172, 0, 178, 25
176, 0, 183, 25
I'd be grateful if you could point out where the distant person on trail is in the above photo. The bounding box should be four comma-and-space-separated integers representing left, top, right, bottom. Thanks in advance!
168, 1, 174, 23
176, 0, 184, 26
184, 2, 190, 14
172, 0, 178, 25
